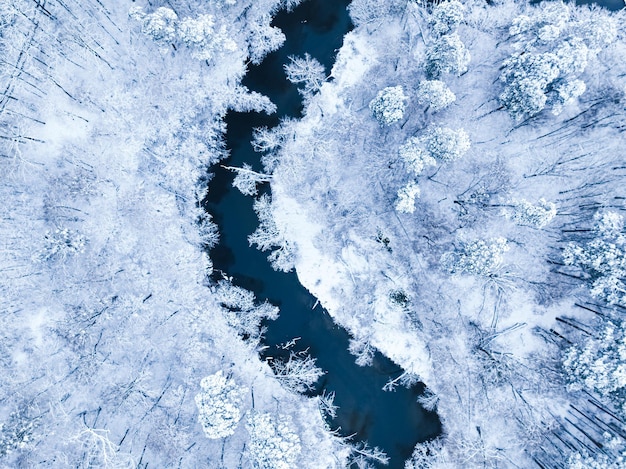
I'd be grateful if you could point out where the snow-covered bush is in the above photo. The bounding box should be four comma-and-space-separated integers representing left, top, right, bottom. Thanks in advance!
425, 33, 470, 79
245, 412, 301, 469
441, 237, 509, 276
430, 0, 465, 36
422, 126, 470, 162
399, 137, 437, 175
369, 86, 407, 126
395, 181, 421, 214
416, 79, 456, 112
195, 371, 248, 439
505, 198, 557, 228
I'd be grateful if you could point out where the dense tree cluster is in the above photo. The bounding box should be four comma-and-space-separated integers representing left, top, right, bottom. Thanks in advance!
564, 212, 626, 306
500, 2, 618, 120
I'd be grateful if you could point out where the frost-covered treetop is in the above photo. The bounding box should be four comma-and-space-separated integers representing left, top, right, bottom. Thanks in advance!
505, 198, 557, 228
441, 238, 509, 276
563, 320, 626, 415
564, 211, 626, 306
509, 2, 571, 47
509, 1, 617, 51
245, 412, 301, 469
129, 6, 178, 44
595, 211, 625, 239
39, 228, 86, 261
395, 180, 421, 214
399, 137, 437, 175
500, 2, 618, 120
430, 0, 465, 36
416, 79, 456, 112
425, 32, 470, 79
129, 6, 236, 60
195, 371, 248, 439
369, 85, 407, 126
423, 125, 470, 162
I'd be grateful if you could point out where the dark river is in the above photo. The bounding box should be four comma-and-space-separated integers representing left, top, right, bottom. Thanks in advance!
203, 0, 441, 467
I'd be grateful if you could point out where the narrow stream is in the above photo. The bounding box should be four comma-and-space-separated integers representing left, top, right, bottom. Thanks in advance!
204, 0, 441, 466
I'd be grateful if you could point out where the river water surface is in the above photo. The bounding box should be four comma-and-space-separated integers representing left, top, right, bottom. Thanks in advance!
204, 0, 441, 467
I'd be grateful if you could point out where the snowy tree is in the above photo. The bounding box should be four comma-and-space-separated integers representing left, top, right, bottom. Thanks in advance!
348, 0, 408, 26
270, 350, 324, 394
572, 13, 618, 50
395, 181, 421, 214
369, 86, 407, 126
177, 14, 237, 61
347, 442, 390, 468
422, 126, 470, 162
567, 444, 626, 469
130, 7, 236, 61
424, 33, 470, 79
563, 212, 626, 306
508, 2, 570, 48
247, 16, 286, 64
198, 214, 220, 248
501, 5, 616, 121
0, 410, 38, 457
215, 281, 279, 338
441, 237, 509, 276
505, 198, 557, 228
223, 163, 272, 196
284, 53, 326, 97
249, 194, 295, 272
70, 427, 135, 469
404, 438, 446, 469
39, 228, 86, 261
563, 320, 626, 415
245, 412, 301, 469
195, 371, 248, 439
129, 7, 178, 49
399, 137, 436, 175
348, 335, 376, 367
499, 52, 560, 121
416, 79, 456, 112
430, 0, 465, 36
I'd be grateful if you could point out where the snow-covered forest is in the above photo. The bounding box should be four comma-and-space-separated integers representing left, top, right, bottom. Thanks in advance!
2, 0, 626, 468
242, 0, 626, 467
0, 0, 358, 467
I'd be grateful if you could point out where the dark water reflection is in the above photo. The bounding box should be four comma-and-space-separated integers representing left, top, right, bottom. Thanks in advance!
204, 0, 440, 467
